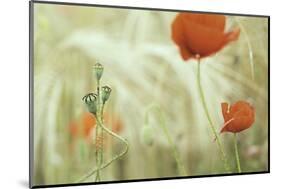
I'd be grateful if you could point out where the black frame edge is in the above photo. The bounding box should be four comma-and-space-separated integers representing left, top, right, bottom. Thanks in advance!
267, 16, 270, 173
31, 171, 269, 188
32, 0, 269, 18
29, 0, 34, 188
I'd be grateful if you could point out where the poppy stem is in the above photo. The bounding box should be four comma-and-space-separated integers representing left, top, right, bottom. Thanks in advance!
77, 118, 129, 182
80, 63, 128, 183
234, 133, 242, 173
95, 79, 102, 182
95, 123, 100, 181
196, 60, 231, 172
145, 104, 188, 176
100, 104, 105, 171
95, 79, 103, 182
234, 17, 255, 81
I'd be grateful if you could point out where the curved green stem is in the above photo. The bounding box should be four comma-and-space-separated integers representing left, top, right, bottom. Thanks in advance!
234, 17, 255, 81
197, 60, 231, 172
234, 133, 241, 173
145, 105, 187, 176
77, 119, 129, 182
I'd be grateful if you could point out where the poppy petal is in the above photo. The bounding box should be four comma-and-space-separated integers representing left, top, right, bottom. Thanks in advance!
220, 117, 234, 133
181, 18, 227, 57
231, 116, 254, 132
224, 28, 240, 43
179, 45, 193, 60
171, 12, 240, 60
221, 102, 229, 121
181, 13, 226, 32
172, 14, 194, 60
220, 101, 255, 133
171, 14, 188, 48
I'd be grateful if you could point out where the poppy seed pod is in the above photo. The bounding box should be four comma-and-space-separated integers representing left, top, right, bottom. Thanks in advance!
101, 86, 112, 104
93, 62, 104, 81
82, 93, 98, 115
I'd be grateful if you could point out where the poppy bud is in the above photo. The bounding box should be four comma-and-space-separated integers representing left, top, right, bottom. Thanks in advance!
141, 124, 154, 146
101, 86, 112, 104
93, 62, 104, 81
82, 93, 98, 115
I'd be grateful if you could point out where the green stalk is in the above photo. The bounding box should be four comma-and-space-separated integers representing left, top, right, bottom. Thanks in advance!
81, 63, 124, 182
95, 80, 102, 181
145, 105, 187, 176
234, 133, 241, 173
94, 123, 100, 181
234, 17, 255, 81
77, 118, 129, 182
197, 60, 231, 172
100, 104, 105, 170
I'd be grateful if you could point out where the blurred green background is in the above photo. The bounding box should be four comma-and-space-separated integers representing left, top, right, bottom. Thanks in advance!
33, 3, 268, 186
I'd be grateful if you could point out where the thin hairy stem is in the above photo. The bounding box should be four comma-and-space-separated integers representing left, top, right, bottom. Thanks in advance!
77, 119, 129, 182
94, 124, 100, 181
95, 80, 102, 181
197, 60, 231, 172
234, 133, 241, 173
100, 104, 105, 170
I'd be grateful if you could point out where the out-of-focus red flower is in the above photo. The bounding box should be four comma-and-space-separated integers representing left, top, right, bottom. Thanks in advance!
69, 112, 96, 141
220, 101, 255, 133
171, 12, 240, 61
69, 112, 123, 143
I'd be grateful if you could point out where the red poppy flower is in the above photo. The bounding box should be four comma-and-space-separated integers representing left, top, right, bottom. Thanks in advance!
171, 12, 240, 60
220, 101, 255, 133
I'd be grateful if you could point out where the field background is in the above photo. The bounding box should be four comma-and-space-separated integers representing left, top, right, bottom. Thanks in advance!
33, 3, 268, 186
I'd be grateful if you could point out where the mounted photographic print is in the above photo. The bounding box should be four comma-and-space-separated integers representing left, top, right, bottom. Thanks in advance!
29, 0, 270, 188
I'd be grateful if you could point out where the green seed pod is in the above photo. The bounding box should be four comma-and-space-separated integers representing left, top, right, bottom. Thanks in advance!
93, 63, 104, 81
82, 93, 98, 115
101, 86, 112, 104
141, 124, 154, 146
